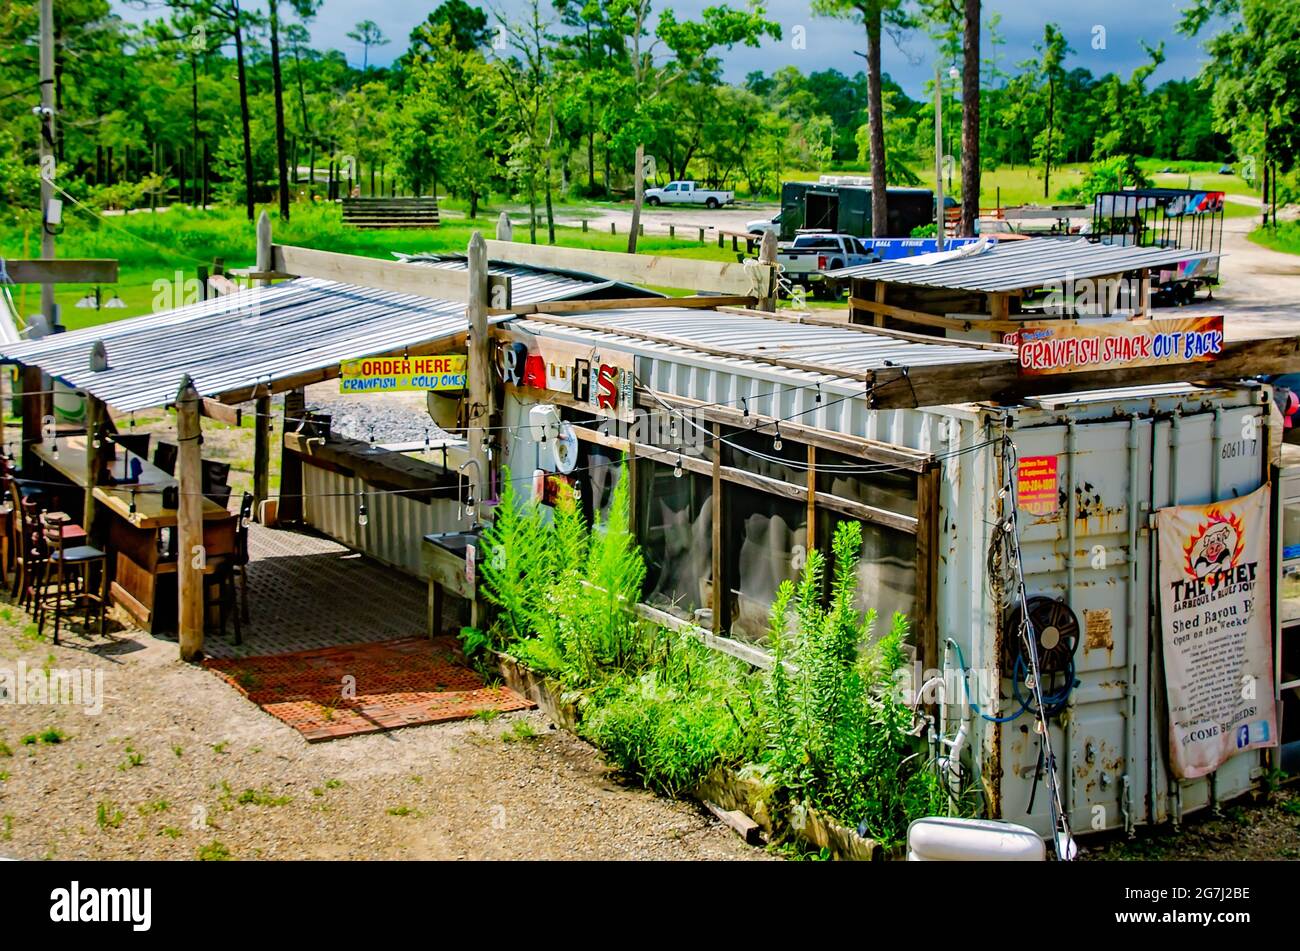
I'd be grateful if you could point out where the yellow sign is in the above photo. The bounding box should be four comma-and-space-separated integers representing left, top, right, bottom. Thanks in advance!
339, 355, 468, 393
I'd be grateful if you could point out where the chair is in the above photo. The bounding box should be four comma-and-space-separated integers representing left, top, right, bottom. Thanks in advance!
153, 441, 178, 476
204, 482, 233, 508
113, 433, 151, 460
201, 460, 231, 491
34, 512, 108, 645
233, 492, 253, 623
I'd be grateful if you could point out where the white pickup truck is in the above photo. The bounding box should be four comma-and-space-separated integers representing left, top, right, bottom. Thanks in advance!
643, 181, 734, 208
777, 232, 878, 300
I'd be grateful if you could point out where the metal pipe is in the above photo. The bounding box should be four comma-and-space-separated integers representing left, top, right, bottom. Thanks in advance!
1063, 418, 1077, 816
1124, 414, 1141, 835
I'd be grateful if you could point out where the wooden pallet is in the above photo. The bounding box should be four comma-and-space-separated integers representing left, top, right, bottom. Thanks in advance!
341, 197, 441, 229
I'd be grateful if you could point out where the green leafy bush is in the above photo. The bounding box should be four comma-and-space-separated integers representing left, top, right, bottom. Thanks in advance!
580, 633, 760, 796
763, 521, 944, 845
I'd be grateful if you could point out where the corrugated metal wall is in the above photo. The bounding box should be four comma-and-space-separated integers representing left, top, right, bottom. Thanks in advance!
302, 460, 466, 577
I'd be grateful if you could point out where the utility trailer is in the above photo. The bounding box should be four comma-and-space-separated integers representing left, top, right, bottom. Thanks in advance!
1091, 189, 1225, 306
780, 177, 935, 241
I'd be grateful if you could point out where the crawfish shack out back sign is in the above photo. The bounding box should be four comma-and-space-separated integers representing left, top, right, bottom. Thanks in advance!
339, 355, 468, 393
1014, 316, 1224, 376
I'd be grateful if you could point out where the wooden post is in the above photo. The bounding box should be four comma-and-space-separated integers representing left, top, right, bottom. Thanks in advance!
934, 65, 945, 252
83, 397, 104, 535
176, 375, 204, 661
495, 211, 513, 242
610, 222, 616, 235
806, 444, 816, 551
757, 231, 778, 312
582, 219, 588, 233
279, 388, 305, 523
255, 210, 272, 286
669, 224, 675, 239
466, 232, 491, 506
711, 422, 724, 636
20, 366, 46, 472
698, 227, 705, 244
253, 390, 271, 519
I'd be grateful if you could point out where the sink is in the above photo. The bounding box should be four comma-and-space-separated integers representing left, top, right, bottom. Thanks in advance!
422, 531, 479, 600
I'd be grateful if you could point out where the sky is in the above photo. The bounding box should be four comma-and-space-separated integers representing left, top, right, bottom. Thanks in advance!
112, 0, 1217, 97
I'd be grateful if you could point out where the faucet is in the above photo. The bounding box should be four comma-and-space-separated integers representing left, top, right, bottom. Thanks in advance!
457, 458, 483, 523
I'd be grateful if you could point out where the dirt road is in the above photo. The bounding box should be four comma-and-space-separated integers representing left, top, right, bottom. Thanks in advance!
1213, 197, 1300, 340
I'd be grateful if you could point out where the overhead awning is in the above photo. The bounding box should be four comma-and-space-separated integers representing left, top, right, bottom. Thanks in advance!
829, 237, 1217, 293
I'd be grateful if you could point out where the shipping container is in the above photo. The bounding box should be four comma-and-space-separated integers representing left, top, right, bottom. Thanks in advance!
499, 307, 1282, 837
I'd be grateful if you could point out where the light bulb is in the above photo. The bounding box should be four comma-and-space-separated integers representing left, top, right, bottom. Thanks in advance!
673, 458, 683, 478
358, 510, 369, 527
773, 436, 783, 451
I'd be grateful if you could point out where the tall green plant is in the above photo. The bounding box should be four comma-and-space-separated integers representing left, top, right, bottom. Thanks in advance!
478, 465, 548, 644
761, 520, 943, 845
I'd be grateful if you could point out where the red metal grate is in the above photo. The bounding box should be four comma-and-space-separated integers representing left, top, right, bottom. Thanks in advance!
205, 637, 534, 742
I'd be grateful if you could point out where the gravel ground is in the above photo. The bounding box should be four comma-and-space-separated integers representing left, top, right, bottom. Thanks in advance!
0, 616, 769, 862
303, 381, 442, 444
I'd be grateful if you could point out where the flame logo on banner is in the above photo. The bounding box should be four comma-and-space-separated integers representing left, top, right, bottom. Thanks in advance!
1182, 508, 1246, 581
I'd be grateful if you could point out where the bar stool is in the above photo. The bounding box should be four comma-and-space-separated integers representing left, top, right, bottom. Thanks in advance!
35, 512, 109, 645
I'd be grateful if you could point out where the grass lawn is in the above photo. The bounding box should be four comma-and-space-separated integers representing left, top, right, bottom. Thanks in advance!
0, 200, 749, 322
1249, 220, 1300, 256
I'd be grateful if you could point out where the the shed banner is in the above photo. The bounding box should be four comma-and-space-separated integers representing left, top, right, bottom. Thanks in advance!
1156, 485, 1277, 779
339, 355, 468, 393
1015, 316, 1224, 376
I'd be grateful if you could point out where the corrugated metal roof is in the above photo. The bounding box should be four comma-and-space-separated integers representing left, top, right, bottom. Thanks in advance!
513, 307, 1013, 392
1, 270, 589, 412
399, 253, 662, 301
829, 237, 1215, 291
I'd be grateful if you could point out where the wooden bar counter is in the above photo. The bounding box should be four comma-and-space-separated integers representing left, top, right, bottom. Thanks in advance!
30, 435, 235, 633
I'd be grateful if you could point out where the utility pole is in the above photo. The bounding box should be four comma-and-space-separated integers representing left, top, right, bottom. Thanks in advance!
934, 66, 945, 253
38, 0, 58, 330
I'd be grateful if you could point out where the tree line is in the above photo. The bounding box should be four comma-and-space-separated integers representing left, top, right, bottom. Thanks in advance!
0, 0, 1294, 243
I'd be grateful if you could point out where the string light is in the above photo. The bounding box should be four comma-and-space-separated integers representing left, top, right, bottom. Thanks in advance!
356, 490, 368, 527
92, 427, 101, 450
674, 452, 683, 478
772, 422, 782, 452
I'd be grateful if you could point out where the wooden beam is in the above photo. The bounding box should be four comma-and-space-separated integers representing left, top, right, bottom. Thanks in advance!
716, 305, 1016, 352
83, 397, 104, 535
637, 388, 931, 470
2, 259, 118, 284
481, 237, 774, 297
283, 431, 459, 497
756, 231, 778, 312
914, 467, 941, 674
849, 296, 1024, 334
213, 332, 468, 404
806, 445, 816, 551
200, 398, 241, 426
466, 233, 491, 511
271, 244, 511, 306
867, 334, 1300, 410
501, 294, 758, 317
176, 376, 204, 662
278, 388, 306, 524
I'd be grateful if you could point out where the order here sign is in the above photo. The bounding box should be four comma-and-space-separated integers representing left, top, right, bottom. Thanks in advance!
339, 355, 468, 393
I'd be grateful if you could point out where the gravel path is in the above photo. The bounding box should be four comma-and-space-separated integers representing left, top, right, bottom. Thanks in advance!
0, 619, 769, 861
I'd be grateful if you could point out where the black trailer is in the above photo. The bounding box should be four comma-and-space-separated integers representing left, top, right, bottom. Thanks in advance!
779, 179, 934, 241
1089, 188, 1225, 305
